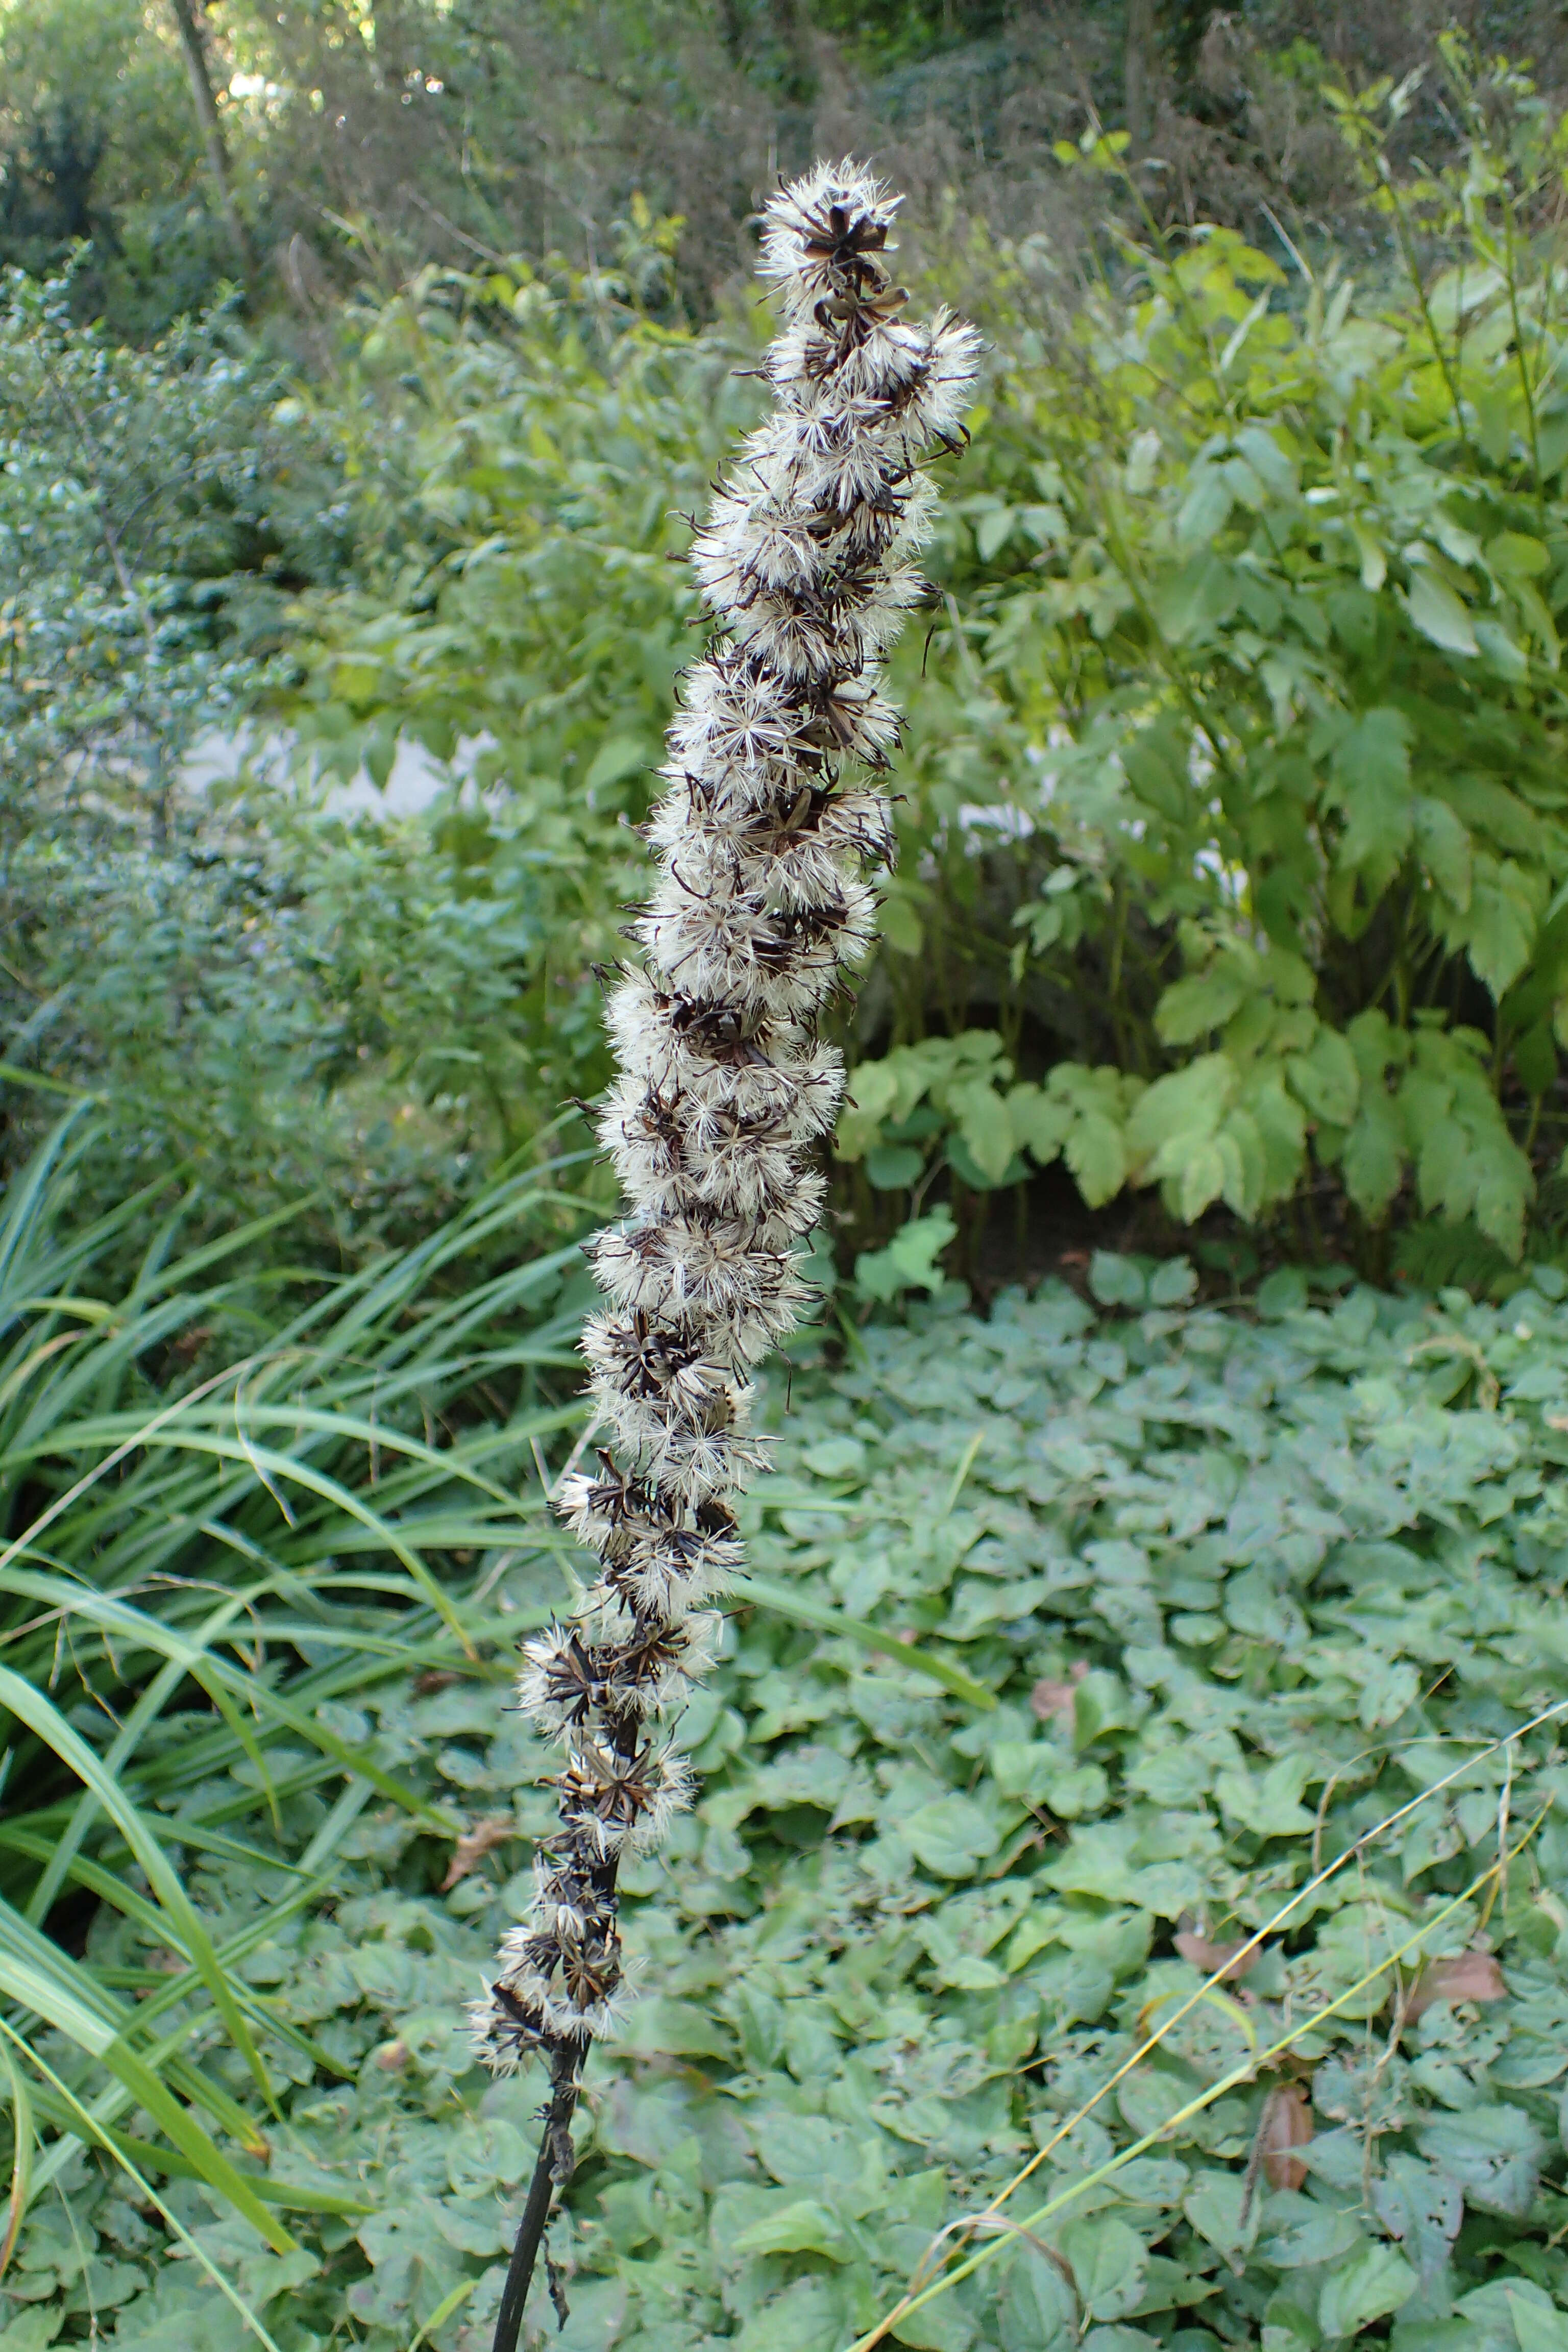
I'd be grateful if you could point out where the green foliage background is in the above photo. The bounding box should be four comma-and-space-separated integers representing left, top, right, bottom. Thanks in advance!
15, 45, 1568, 1281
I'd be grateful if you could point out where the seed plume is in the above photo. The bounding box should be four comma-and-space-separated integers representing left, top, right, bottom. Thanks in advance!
475, 160, 977, 2350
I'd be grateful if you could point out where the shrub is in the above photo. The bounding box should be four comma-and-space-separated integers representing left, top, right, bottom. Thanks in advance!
842, 47, 1568, 1263
0, 265, 624, 1261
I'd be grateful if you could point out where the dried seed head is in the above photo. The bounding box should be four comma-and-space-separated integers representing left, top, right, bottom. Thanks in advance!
475, 159, 975, 2088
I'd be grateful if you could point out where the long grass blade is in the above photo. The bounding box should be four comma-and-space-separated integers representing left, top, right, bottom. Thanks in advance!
729, 1572, 996, 1708
0, 1663, 278, 2112
0, 2043, 33, 2278
0, 2018, 288, 2350
0, 1947, 294, 2252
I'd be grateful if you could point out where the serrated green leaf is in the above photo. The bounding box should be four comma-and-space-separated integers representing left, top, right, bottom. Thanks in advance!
1331, 706, 1414, 871
1414, 797, 1474, 908
950, 1081, 1016, 1186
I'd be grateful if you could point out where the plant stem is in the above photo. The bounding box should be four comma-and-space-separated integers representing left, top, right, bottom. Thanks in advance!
492, 2046, 582, 2352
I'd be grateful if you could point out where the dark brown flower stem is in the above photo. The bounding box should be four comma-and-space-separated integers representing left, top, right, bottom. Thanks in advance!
492, 2045, 583, 2352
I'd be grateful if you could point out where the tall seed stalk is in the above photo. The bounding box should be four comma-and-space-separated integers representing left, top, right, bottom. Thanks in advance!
474, 160, 977, 2350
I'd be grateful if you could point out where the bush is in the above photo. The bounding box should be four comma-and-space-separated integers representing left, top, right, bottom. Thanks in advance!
840, 46, 1568, 1264
21, 57, 1568, 1287
0, 266, 625, 1262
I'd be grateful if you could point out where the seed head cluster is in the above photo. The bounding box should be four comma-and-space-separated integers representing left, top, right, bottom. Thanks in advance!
471, 162, 977, 2097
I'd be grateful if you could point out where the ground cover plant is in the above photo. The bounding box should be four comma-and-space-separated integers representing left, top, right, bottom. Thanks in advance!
7, 1237, 1568, 2348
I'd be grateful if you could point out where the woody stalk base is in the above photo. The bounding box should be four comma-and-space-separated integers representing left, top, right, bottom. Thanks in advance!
471, 160, 977, 2350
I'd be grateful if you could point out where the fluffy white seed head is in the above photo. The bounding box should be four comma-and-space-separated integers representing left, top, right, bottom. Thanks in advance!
473, 157, 975, 2079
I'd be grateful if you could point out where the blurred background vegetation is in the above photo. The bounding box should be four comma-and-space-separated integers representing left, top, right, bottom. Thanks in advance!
10, 0, 1568, 1302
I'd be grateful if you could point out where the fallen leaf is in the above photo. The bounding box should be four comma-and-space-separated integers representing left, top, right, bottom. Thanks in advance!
1174, 1928, 1261, 1983
414, 1669, 460, 1695
1260, 2082, 1313, 2191
373, 2040, 408, 2071
442, 1813, 518, 1890
1406, 1949, 1508, 2020
1031, 1660, 1089, 1720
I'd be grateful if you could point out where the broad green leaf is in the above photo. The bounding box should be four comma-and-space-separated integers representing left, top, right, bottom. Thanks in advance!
1415, 2106, 1543, 2217
901, 1796, 1002, 1879
1458, 855, 1541, 1000
731, 2199, 850, 2260
737, 2278, 845, 2352
1183, 2170, 1259, 2266
1126, 1056, 1234, 1162
1486, 532, 1550, 580
1256, 2194, 1363, 2271
866, 1144, 924, 1191
1414, 797, 1474, 908
854, 1209, 958, 1303
974, 503, 1016, 562
1175, 1135, 1229, 1221
1156, 964, 1251, 1045
1089, 1252, 1146, 1307
1287, 1028, 1360, 1127
1216, 1756, 1316, 1837
1006, 1084, 1071, 1166
999, 2247, 1075, 2351
1371, 2156, 1463, 2296
1059, 2214, 1147, 2319
950, 1081, 1016, 1186
1318, 2241, 1417, 2339
1342, 1088, 1407, 1219
1331, 707, 1414, 872
1177, 468, 1233, 550
1406, 568, 1478, 655
1507, 2290, 1568, 2352
1066, 1112, 1130, 1207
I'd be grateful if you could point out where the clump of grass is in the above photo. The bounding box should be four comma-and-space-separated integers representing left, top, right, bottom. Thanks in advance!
0, 1112, 590, 2308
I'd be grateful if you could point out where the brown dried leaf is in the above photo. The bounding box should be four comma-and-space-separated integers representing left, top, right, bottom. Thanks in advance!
1405, 1949, 1508, 2021
1260, 2082, 1313, 2192
1174, 1929, 1261, 1983
414, 1669, 459, 1696
1031, 1660, 1088, 1721
441, 1814, 517, 1891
